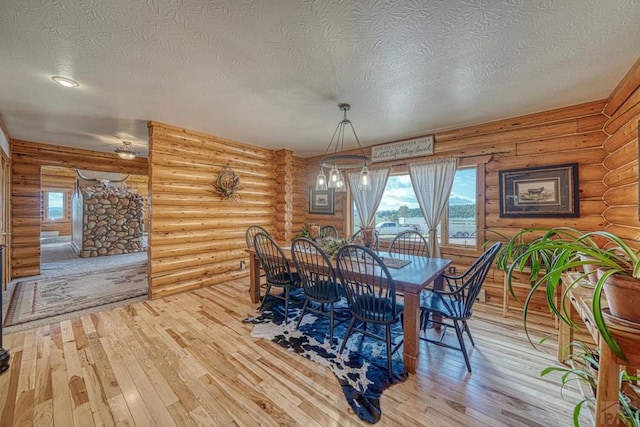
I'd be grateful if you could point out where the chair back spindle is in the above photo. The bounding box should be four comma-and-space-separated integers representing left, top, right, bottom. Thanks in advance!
389, 230, 429, 258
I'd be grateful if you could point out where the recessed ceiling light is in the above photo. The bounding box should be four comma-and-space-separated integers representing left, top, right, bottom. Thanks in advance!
51, 76, 80, 88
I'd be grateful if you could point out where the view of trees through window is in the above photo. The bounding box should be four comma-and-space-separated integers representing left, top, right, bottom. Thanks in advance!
46, 191, 65, 221
353, 168, 477, 246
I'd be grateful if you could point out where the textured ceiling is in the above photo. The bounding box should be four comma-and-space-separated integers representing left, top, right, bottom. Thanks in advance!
1, 0, 639, 159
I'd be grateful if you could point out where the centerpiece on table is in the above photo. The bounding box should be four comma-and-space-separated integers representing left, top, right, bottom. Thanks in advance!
318, 236, 350, 258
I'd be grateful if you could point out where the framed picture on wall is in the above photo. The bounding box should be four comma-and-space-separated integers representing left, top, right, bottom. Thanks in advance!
309, 187, 335, 215
499, 163, 579, 218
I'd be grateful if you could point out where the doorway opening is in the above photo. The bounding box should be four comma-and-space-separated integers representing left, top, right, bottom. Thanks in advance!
40, 166, 149, 274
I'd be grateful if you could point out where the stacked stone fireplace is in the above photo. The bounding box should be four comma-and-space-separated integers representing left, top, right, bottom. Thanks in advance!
72, 185, 145, 257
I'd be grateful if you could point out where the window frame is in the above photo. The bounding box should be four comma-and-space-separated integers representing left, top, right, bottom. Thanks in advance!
348, 156, 489, 252
43, 189, 68, 222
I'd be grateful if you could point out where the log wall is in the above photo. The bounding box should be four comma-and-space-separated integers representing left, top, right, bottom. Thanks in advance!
147, 122, 299, 299
602, 58, 640, 239
301, 100, 609, 309
273, 149, 307, 243
10, 140, 148, 278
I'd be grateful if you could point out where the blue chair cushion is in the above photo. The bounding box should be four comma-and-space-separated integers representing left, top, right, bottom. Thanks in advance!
420, 290, 468, 320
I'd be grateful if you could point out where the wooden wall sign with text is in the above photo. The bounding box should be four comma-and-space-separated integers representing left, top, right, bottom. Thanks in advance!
371, 136, 434, 163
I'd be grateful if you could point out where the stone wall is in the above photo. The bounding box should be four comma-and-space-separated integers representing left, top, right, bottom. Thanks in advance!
74, 185, 145, 257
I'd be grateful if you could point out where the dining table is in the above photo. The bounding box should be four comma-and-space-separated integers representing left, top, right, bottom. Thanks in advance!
245, 246, 452, 374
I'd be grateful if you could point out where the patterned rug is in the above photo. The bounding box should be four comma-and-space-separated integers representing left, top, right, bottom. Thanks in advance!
4, 264, 148, 327
244, 289, 407, 424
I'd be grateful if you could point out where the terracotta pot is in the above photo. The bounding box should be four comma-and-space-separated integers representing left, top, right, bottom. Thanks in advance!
579, 254, 598, 284
309, 224, 321, 240
599, 269, 640, 324
361, 227, 375, 249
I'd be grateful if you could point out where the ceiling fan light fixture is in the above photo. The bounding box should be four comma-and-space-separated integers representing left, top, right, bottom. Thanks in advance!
114, 141, 137, 160
51, 76, 80, 88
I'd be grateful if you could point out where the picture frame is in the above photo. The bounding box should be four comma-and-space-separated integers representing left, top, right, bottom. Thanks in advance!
499, 163, 579, 218
309, 187, 335, 215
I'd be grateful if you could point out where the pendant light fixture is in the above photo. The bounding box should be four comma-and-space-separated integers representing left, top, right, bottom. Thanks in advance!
315, 103, 371, 192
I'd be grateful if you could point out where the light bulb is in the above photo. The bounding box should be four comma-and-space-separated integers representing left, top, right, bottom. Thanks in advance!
328, 165, 340, 189
315, 168, 328, 191
358, 165, 371, 191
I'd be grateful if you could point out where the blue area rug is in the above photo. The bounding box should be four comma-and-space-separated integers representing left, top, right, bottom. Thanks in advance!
243, 289, 408, 424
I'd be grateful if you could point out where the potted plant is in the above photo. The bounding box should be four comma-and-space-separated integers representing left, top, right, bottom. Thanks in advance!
542, 342, 639, 426
298, 225, 310, 238
498, 226, 640, 363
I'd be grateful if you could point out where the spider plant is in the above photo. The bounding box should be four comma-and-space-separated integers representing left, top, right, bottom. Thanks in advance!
542, 342, 639, 427
497, 227, 640, 363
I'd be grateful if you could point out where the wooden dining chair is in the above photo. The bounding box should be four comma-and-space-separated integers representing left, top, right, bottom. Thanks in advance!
419, 241, 502, 372
291, 237, 344, 344
389, 230, 429, 257
245, 225, 270, 250
245, 225, 270, 296
336, 244, 404, 379
319, 225, 339, 239
349, 229, 380, 251
253, 232, 300, 322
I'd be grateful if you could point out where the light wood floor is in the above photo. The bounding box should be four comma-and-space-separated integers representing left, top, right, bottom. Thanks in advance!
0, 278, 587, 426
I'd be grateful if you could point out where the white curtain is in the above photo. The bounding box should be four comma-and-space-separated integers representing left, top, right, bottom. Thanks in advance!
348, 168, 389, 228
409, 158, 458, 257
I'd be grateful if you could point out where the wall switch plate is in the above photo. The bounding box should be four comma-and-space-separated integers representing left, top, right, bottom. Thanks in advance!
240, 261, 246, 270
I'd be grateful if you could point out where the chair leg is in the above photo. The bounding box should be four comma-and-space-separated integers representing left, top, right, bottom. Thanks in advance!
386, 324, 393, 380
283, 287, 290, 324
295, 299, 310, 330
258, 284, 272, 311
463, 320, 475, 346
454, 321, 472, 373
339, 317, 356, 354
420, 310, 431, 332
328, 303, 334, 345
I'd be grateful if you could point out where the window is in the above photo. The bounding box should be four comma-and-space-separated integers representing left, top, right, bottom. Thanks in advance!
352, 167, 478, 247
44, 191, 66, 221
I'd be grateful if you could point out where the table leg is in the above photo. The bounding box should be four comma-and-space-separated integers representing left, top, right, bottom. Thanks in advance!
402, 291, 420, 374
249, 252, 260, 304
595, 344, 621, 427
557, 293, 574, 364
503, 273, 509, 316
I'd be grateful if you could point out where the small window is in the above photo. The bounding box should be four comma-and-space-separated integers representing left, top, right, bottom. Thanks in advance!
45, 191, 66, 221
